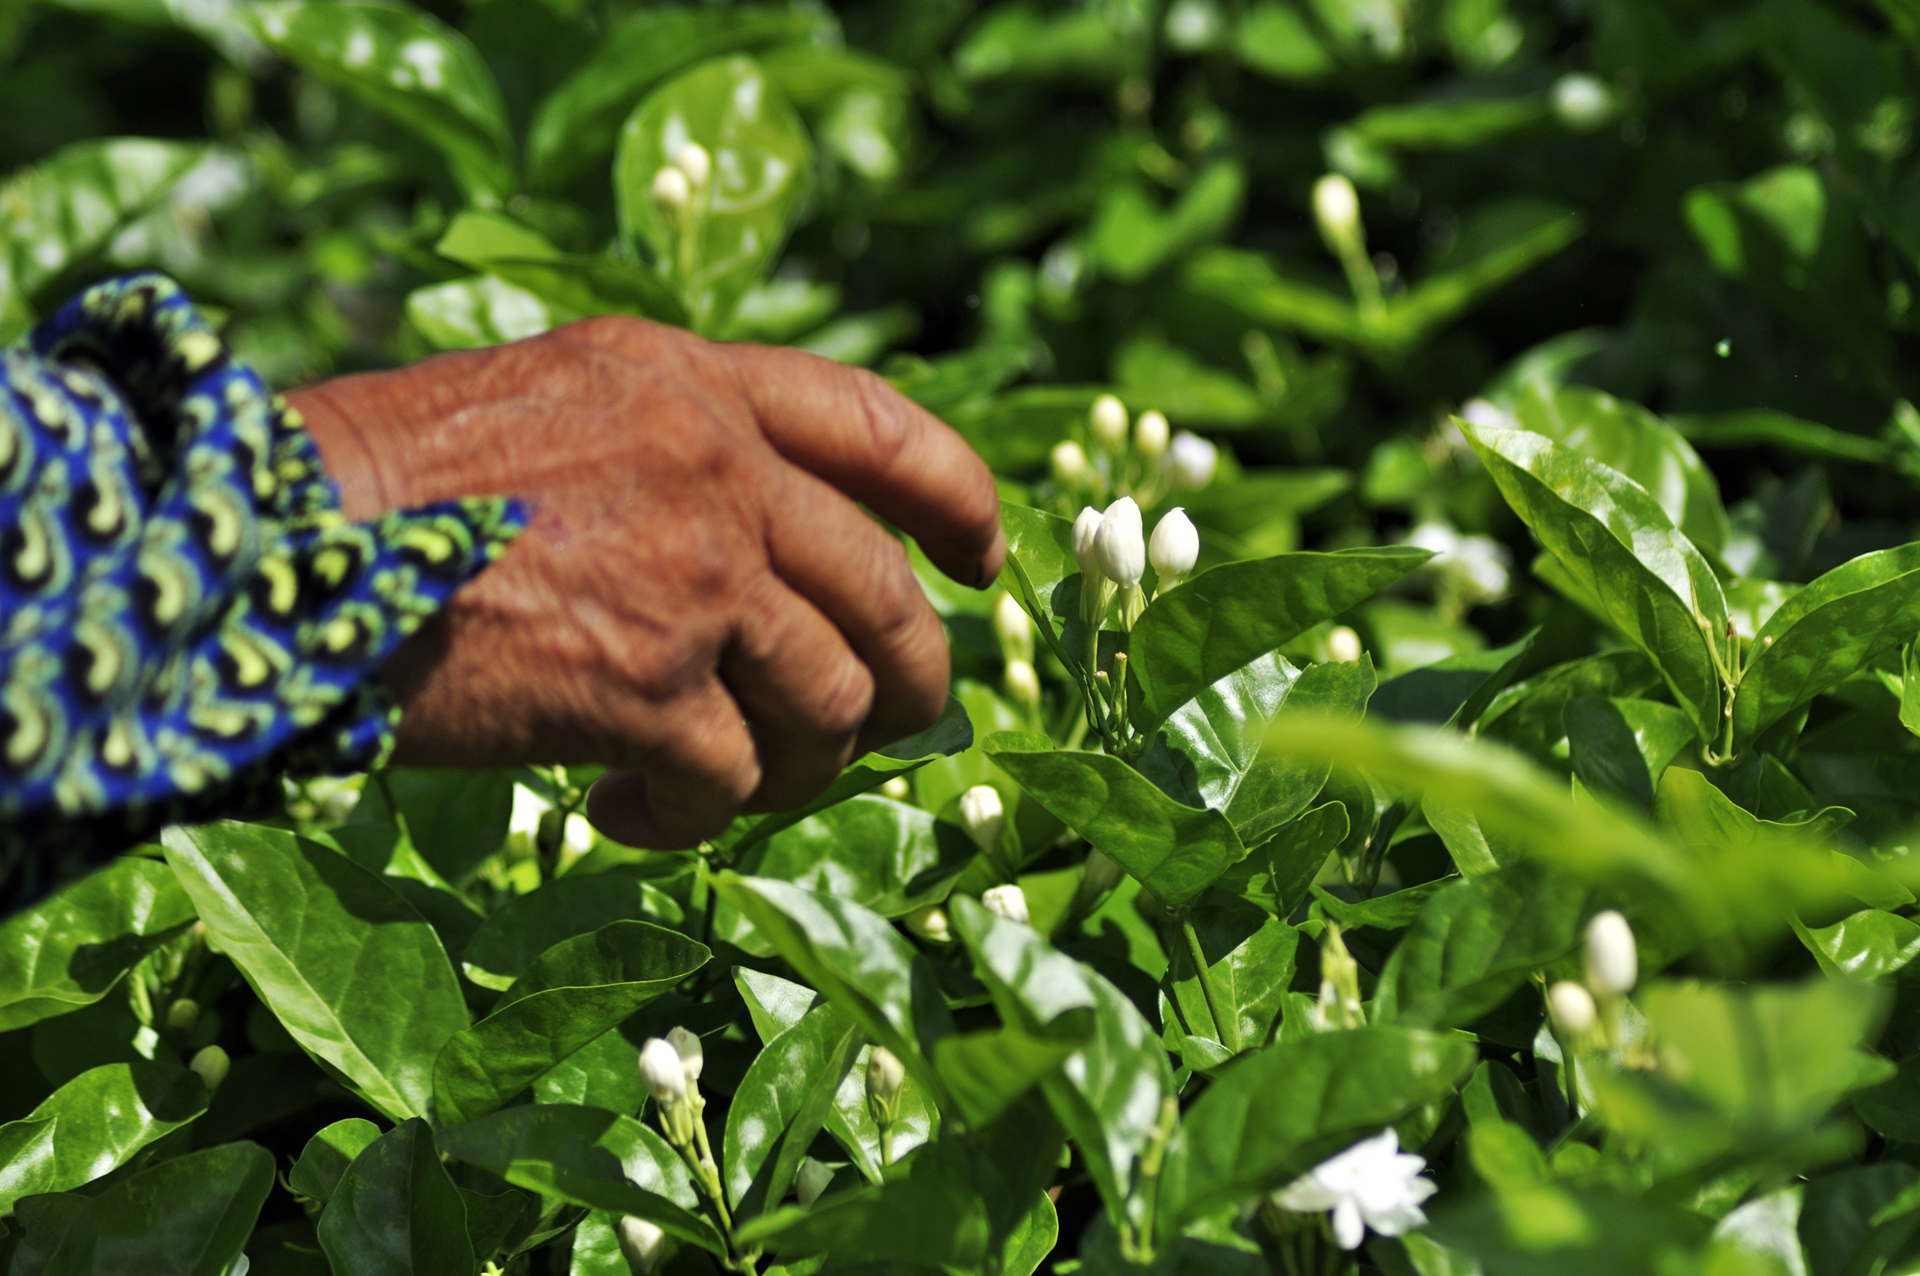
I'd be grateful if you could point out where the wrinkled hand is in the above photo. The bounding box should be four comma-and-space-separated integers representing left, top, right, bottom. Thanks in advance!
289, 317, 1004, 848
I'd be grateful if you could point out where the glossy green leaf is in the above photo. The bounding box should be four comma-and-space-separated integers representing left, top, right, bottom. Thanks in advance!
353, 769, 514, 887
1374, 861, 1591, 1029
434, 920, 709, 1126
1369, 632, 1533, 730
0, 139, 203, 332
723, 1002, 862, 1216
1480, 649, 1661, 765
1214, 800, 1351, 917
932, 1027, 1083, 1128
1166, 1027, 1477, 1224
318, 1118, 474, 1276
1563, 696, 1698, 810
0, 858, 194, 1032
462, 873, 689, 992
251, 1, 512, 201
998, 502, 1085, 676
615, 54, 812, 334
0, 1062, 206, 1216
950, 896, 1175, 1230
1460, 419, 1727, 744
161, 822, 468, 1124
1733, 543, 1920, 749
1165, 903, 1296, 1055
1127, 548, 1430, 729
436, 211, 686, 326
437, 1104, 726, 1257
528, 6, 826, 190
983, 732, 1246, 906
1139, 654, 1373, 847
712, 874, 954, 1104
289, 1118, 382, 1205
38, 1141, 272, 1276
1795, 909, 1920, 981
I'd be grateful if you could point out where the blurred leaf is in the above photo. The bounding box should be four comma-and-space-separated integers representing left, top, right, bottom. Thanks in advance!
1671, 410, 1888, 465
318, 1118, 475, 1276
251, 1, 512, 202
162, 822, 468, 1124
433, 920, 709, 1126
35, 1141, 272, 1276
0, 1062, 206, 1215
0, 859, 194, 1032
1090, 161, 1245, 283
436, 210, 686, 325
353, 769, 513, 887
1114, 334, 1266, 427
614, 54, 812, 334
1794, 909, 1920, 980
1346, 95, 1546, 149
405, 276, 554, 350
1233, 3, 1334, 80
954, 4, 1142, 82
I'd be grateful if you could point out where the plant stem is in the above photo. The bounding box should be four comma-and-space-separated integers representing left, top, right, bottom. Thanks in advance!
879, 1121, 894, 1168
1179, 916, 1238, 1052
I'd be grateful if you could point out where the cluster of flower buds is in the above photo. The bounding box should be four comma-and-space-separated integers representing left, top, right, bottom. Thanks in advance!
993, 592, 1040, 710
1547, 910, 1639, 1048
638, 1026, 730, 1215
1073, 498, 1200, 630
1051, 395, 1217, 507
649, 141, 712, 221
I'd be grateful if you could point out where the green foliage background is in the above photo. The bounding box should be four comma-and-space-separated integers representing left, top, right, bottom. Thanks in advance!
12, 0, 1920, 1274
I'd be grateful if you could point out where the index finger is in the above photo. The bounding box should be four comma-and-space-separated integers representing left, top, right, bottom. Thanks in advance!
723, 343, 1005, 588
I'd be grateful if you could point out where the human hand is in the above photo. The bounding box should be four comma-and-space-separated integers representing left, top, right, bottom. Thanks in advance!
288, 316, 1004, 848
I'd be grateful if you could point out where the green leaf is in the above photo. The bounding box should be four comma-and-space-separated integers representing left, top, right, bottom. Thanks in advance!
0, 1063, 207, 1216
614, 54, 813, 334
289, 1118, 383, 1206
528, 5, 826, 190
712, 874, 954, 1106
1089, 161, 1246, 283
251, 1, 513, 202
1563, 696, 1698, 810
354, 769, 514, 887
1165, 903, 1297, 1055
1382, 207, 1585, 352
161, 822, 468, 1124
949, 896, 1175, 1230
1139, 653, 1373, 847
932, 1027, 1084, 1128
462, 873, 686, 991
1459, 419, 1727, 744
0, 139, 203, 329
437, 1104, 727, 1258
1671, 409, 1889, 465
1347, 96, 1548, 149
405, 276, 554, 351
433, 920, 709, 1126
1127, 548, 1430, 729
38, 1141, 273, 1276
435, 211, 687, 326
1234, 2, 1334, 79
1113, 335, 1267, 428
1215, 800, 1351, 917
1183, 247, 1364, 347
318, 1118, 475, 1275
1166, 1027, 1477, 1224
998, 503, 1087, 677
983, 732, 1246, 906
1733, 543, 1920, 750
723, 1002, 862, 1217
1373, 861, 1591, 1029
1794, 909, 1920, 981
1511, 382, 1730, 555
0, 858, 194, 1032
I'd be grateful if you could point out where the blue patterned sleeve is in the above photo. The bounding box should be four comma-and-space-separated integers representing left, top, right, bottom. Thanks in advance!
1, 274, 527, 911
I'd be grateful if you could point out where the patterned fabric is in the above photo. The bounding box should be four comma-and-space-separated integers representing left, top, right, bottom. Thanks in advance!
0, 274, 526, 911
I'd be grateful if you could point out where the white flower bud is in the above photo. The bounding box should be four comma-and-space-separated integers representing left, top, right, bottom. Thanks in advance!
1326, 625, 1362, 663
1585, 911, 1638, 996
1094, 497, 1146, 590
959, 785, 1005, 854
639, 1037, 688, 1104
666, 1026, 703, 1084
189, 1044, 229, 1092
1551, 73, 1615, 132
981, 883, 1030, 924
993, 593, 1034, 663
650, 166, 691, 215
904, 905, 952, 944
1135, 410, 1170, 459
1313, 173, 1362, 253
1051, 439, 1094, 487
1148, 508, 1199, 590
1073, 506, 1105, 578
1090, 394, 1129, 451
674, 140, 712, 188
1548, 980, 1597, 1037
1165, 432, 1217, 489
880, 776, 911, 800
616, 1214, 666, 1274
1004, 658, 1041, 709
166, 998, 200, 1032
796, 1158, 836, 1208
866, 1046, 906, 1124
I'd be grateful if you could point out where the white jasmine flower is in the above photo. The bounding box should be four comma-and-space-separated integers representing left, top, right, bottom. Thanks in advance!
993, 593, 1034, 663
1406, 522, 1510, 605
959, 785, 1006, 854
665, 1026, 703, 1083
1051, 439, 1094, 487
880, 776, 911, 800
1326, 625, 1363, 663
1094, 497, 1146, 590
638, 1038, 688, 1104
904, 905, 951, 944
674, 140, 712, 188
1135, 410, 1170, 459
1073, 506, 1105, 579
1271, 1128, 1437, 1250
1551, 74, 1616, 132
1004, 658, 1041, 708
616, 1215, 666, 1273
650, 166, 691, 214
981, 883, 1030, 924
1459, 397, 1518, 433
866, 1046, 906, 1126
1313, 173, 1362, 253
1549, 980, 1598, 1036
1148, 508, 1199, 594
1090, 394, 1130, 451
1585, 911, 1637, 995
1165, 432, 1217, 489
